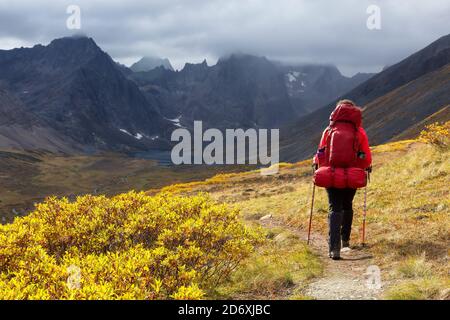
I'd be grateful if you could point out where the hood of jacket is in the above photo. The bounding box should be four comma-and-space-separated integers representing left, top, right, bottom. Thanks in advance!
329, 103, 362, 127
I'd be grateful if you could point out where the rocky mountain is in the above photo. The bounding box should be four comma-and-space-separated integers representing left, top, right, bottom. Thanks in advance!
0, 35, 372, 153
115, 62, 134, 76
0, 86, 79, 152
131, 54, 298, 129
279, 64, 374, 114
3, 34, 445, 157
130, 54, 371, 129
130, 56, 174, 72
280, 34, 450, 161
0, 36, 173, 152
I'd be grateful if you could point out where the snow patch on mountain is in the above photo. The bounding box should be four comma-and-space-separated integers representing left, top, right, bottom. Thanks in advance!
286, 71, 301, 82
120, 129, 145, 140
119, 128, 131, 135
165, 115, 182, 128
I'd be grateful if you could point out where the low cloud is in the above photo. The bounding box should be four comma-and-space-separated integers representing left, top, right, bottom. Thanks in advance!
0, 0, 449, 75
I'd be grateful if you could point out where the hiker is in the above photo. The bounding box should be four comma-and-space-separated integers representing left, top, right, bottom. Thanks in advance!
313, 99, 372, 260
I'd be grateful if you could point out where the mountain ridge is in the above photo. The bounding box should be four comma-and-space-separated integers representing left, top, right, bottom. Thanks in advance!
130, 53, 372, 128
280, 33, 450, 161
0, 36, 173, 152
1, 34, 448, 156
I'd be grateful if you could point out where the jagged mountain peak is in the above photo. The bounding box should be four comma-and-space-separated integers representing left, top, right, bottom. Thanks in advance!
48, 35, 97, 47
131, 56, 174, 72
181, 59, 209, 72
0, 35, 110, 75
47, 36, 102, 58
0, 37, 172, 152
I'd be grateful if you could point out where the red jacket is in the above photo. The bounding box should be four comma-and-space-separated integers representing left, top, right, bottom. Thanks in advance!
313, 104, 372, 170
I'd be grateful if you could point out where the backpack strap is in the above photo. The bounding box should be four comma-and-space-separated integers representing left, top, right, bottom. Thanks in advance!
325, 126, 333, 164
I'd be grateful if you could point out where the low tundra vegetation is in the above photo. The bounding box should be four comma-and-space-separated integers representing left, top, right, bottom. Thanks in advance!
215, 230, 322, 299
0, 192, 263, 299
419, 120, 449, 149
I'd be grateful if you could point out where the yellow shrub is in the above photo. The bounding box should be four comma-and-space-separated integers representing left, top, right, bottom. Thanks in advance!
159, 171, 256, 194
419, 121, 450, 149
0, 192, 262, 299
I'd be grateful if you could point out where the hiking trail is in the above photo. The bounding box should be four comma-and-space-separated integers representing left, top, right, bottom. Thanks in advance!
261, 218, 384, 300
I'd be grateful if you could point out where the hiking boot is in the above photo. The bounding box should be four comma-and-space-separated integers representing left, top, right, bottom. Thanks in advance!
341, 240, 351, 253
329, 250, 341, 260
342, 240, 350, 249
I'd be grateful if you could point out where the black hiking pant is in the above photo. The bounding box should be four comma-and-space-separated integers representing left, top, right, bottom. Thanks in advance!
326, 188, 357, 252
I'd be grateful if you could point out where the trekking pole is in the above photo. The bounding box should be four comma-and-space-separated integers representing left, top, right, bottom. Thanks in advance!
307, 167, 316, 245
361, 169, 370, 246
361, 184, 367, 246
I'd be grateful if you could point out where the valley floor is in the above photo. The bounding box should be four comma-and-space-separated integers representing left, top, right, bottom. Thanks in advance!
0, 150, 253, 223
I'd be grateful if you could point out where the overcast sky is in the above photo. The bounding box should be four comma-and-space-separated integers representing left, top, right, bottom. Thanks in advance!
0, 0, 449, 76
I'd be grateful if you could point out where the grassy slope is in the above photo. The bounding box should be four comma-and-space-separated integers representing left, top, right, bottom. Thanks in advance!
158, 140, 449, 299
392, 106, 450, 142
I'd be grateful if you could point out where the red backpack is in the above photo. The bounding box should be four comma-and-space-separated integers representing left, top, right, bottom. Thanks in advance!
314, 104, 367, 189
326, 104, 361, 167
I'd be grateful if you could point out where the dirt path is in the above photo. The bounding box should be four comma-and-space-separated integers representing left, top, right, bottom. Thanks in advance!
261, 218, 384, 300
